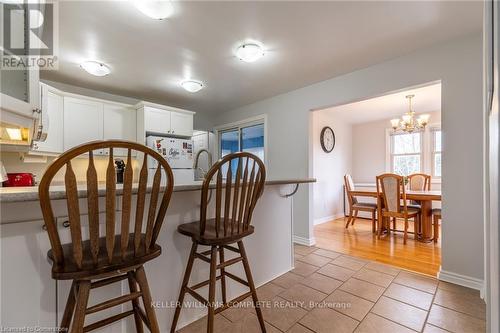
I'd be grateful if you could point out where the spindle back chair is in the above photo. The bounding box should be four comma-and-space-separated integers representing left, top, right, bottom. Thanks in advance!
39, 140, 174, 333
171, 152, 267, 333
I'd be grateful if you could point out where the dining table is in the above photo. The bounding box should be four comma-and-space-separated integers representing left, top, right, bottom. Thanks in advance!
349, 188, 442, 243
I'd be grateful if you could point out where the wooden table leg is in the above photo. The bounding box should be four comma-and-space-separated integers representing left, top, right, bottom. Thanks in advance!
420, 200, 433, 242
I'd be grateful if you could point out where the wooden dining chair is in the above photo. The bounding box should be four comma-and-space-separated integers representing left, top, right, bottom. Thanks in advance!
39, 140, 174, 333
432, 208, 442, 243
406, 173, 430, 233
171, 152, 266, 333
344, 174, 377, 233
376, 173, 420, 244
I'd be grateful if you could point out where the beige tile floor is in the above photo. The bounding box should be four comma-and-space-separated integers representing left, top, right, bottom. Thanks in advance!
178, 244, 486, 333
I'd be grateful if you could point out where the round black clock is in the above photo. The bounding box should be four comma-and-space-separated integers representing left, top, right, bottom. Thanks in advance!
320, 126, 335, 153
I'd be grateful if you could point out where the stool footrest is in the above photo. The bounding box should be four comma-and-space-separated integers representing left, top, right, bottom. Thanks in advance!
225, 272, 248, 286
214, 291, 253, 314
186, 287, 209, 306
191, 275, 223, 290
91, 274, 128, 289
194, 252, 211, 263
85, 291, 142, 314
83, 310, 134, 332
223, 245, 240, 253
217, 256, 243, 269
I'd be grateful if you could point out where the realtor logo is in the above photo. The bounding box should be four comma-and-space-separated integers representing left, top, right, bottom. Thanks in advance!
2, 1, 58, 70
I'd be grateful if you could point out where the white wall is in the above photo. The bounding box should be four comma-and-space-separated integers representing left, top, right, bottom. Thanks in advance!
213, 34, 484, 283
312, 110, 352, 224
352, 111, 441, 183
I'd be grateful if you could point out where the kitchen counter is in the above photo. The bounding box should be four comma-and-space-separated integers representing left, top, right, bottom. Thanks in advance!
0, 178, 316, 203
1, 178, 312, 332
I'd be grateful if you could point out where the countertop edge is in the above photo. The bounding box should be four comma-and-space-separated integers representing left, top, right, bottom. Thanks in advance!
0, 178, 316, 203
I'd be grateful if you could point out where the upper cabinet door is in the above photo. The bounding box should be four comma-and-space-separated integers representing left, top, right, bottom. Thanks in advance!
32, 87, 64, 154
103, 103, 136, 156
170, 112, 194, 137
63, 97, 103, 151
144, 107, 171, 135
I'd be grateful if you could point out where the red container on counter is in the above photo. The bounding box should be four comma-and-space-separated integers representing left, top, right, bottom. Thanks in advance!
2, 173, 36, 187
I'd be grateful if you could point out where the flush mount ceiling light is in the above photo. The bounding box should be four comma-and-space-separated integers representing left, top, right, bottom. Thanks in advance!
181, 80, 203, 93
133, 0, 174, 20
236, 43, 265, 63
80, 61, 111, 77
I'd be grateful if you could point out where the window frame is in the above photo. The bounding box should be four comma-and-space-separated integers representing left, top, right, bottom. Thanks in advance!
387, 130, 424, 176
214, 114, 268, 167
431, 127, 442, 179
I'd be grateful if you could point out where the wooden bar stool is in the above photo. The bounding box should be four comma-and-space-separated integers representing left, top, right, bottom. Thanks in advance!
432, 208, 442, 243
39, 140, 174, 333
171, 152, 266, 333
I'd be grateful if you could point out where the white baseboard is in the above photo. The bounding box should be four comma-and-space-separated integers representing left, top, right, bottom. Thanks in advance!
293, 235, 316, 246
438, 269, 485, 298
314, 213, 345, 225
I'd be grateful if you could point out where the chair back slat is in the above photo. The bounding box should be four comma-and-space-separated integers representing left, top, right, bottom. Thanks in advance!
231, 157, 242, 233
87, 151, 99, 265
120, 149, 133, 258
65, 161, 84, 269
200, 152, 265, 239
134, 158, 148, 253
224, 166, 232, 235
237, 158, 250, 229
105, 148, 116, 263
145, 164, 161, 251
215, 171, 223, 237
38, 140, 174, 272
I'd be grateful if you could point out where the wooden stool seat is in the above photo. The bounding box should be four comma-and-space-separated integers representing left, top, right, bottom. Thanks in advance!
48, 234, 161, 280
171, 152, 267, 333
178, 219, 255, 245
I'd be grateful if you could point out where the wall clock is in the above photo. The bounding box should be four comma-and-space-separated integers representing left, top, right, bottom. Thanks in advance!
320, 126, 335, 153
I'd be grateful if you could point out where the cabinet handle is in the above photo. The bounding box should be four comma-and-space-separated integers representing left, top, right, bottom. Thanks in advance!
62, 220, 70, 228
32, 143, 38, 150
172, 130, 175, 134
42, 224, 47, 231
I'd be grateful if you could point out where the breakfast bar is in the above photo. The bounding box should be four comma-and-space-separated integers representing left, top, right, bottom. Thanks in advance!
0, 178, 314, 332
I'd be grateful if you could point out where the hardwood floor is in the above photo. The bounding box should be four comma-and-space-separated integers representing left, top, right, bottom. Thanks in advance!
314, 217, 441, 276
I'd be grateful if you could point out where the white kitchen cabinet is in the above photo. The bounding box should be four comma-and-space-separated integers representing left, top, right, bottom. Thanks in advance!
63, 97, 104, 151
32, 85, 64, 154
170, 111, 194, 137
103, 103, 136, 156
0, 220, 56, 328
144, 106, 171, 135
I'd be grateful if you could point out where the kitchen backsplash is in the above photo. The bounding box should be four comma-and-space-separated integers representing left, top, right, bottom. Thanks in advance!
1, 152, 140, 184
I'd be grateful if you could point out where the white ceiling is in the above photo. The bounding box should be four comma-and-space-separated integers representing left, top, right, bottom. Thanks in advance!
41, 1, 481, 115
321, 83, 442, 124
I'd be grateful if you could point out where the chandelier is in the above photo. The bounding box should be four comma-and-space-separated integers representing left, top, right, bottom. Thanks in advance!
390, 95, 430, 133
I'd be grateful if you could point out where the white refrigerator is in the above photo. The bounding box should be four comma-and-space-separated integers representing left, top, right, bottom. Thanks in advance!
146, 136, 194, 184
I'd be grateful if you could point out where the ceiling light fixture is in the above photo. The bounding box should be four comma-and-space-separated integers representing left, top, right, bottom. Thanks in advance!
181, 80, 203, 93
80, 61, 111, 77
133, 0, 173, 20
236, 43, 265, 63
390, 95, 430, 133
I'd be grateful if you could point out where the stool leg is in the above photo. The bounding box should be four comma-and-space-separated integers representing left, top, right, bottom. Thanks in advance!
207, 246, 218, 333
219, 246, 227, 305
238, 241, 266, 333
371, 210, 376, 233
345, 209, 353, 228
127, 271, 144, 333
60, 281, 76, 330
136, 266, 160, 333
403, 218, 408, 245
171, 242, 198, 333
71, 280, 90, 333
